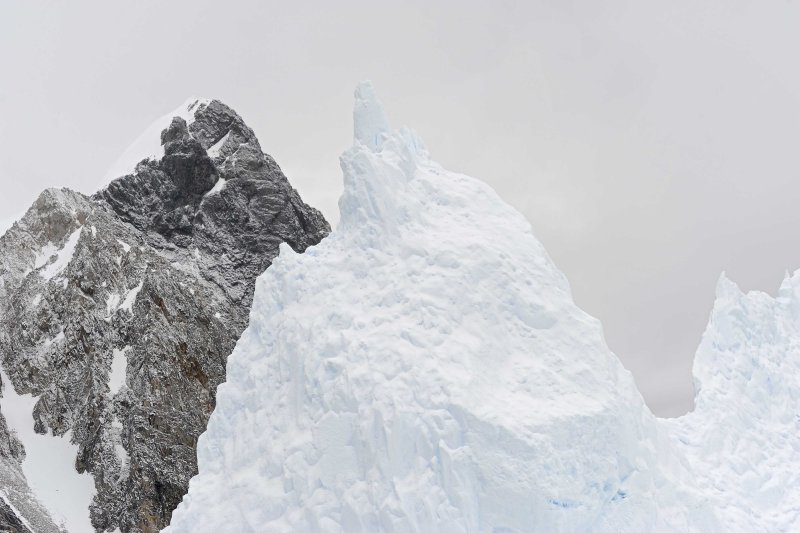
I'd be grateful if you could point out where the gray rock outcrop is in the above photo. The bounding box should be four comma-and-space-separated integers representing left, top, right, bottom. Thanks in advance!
0, 99, 329, 531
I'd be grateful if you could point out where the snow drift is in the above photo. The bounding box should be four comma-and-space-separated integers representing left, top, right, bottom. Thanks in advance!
166, 83, 797, 532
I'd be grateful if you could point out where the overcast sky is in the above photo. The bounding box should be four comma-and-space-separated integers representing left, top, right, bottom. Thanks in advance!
2, 1, 800, 416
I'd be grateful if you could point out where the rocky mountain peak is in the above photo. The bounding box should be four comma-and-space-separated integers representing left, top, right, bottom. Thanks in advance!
0, 98, 330, 532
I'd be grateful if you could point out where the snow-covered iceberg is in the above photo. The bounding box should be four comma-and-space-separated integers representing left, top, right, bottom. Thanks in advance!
665, 274, 800, 531
166, 83, 797, 532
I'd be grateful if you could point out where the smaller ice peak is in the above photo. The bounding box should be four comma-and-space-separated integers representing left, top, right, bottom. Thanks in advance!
709, 270, 800, 321
692, 269, 800, 410
338, 83, 432, 242
352, 82, 428, 159
711, 270, 800, 316
704, 273, 774, 350
776, 268, 800, 303
714, 271, 742, 301
674, 271, 800, 531
353, 81, 390, 151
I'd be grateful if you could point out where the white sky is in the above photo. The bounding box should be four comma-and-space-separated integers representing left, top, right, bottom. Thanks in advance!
2, 1, 800, 416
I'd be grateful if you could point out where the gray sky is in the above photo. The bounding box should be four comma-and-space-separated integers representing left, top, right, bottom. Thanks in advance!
2, 1, 800, 416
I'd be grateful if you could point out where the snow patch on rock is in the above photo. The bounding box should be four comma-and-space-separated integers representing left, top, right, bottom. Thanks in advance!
119, 280, 143, 314
206, 130, 230, 159
204, 177, 227, 198
109, 346, 130, 395
116, 239, 131, 253
37, 226, 82, 281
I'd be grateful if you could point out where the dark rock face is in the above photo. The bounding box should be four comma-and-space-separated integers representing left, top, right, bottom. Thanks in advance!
98, 100, 328, 306
0, 99, 330, 532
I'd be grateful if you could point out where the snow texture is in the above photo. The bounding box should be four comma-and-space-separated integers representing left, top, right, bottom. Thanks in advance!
166, 83, 727, 532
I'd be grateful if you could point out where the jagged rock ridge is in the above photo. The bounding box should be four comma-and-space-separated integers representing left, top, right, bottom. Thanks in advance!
0, 98, 329, 531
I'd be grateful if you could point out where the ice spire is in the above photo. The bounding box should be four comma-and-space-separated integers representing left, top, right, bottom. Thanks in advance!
353, 81, 390, 151
714, 271, 741, 300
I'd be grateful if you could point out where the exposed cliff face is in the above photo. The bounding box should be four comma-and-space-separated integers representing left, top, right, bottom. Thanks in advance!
0, 98, 329, 531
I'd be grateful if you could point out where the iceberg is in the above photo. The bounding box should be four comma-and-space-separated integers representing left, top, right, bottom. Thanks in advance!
166, 83, 797, 532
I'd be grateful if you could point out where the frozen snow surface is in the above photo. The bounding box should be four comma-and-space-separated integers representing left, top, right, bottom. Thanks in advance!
166, 83, 745, 532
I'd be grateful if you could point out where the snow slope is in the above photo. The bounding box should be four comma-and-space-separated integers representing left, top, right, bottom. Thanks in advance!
166, 83, 719, 532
